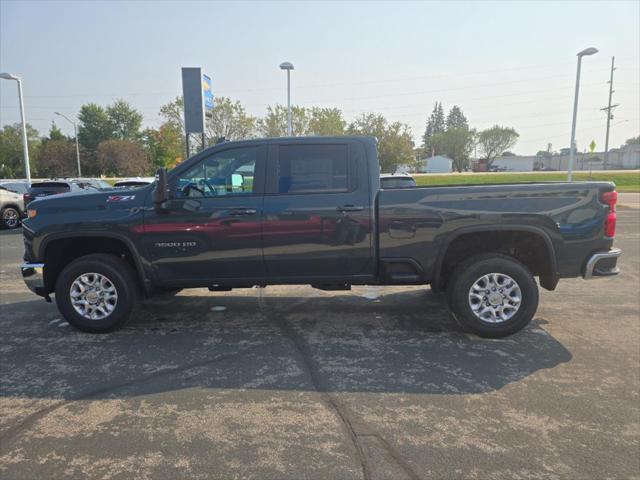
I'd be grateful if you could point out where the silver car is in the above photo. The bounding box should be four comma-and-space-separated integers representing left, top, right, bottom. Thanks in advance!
0, 182, 28, 229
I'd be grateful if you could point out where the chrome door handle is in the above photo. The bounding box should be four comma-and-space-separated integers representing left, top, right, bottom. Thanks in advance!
229, 208, 257, 216
336, 205, 364, 212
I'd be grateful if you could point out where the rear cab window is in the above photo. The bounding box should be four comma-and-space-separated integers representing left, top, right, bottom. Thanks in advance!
272, 144, 352, 194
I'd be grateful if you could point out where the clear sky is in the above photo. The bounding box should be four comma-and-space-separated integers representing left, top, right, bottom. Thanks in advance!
1, 0, 638, 155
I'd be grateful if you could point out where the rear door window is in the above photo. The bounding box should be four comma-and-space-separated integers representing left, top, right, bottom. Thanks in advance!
30, 182, 71, 193
276, 144, 349, 194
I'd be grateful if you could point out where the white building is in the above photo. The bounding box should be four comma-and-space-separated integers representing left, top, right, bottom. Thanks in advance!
542, 144, 640, 171
412, 155, 453, 173
492, 155, 536, 172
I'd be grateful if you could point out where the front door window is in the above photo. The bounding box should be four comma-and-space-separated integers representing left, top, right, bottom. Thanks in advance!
177, 147, 257, 198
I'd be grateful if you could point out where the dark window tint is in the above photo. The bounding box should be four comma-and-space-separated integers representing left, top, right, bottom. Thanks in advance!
29, 182, 71, 192
277, 144, 348, 194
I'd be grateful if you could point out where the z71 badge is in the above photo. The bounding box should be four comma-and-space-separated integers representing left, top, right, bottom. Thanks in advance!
107, 195, 136, 203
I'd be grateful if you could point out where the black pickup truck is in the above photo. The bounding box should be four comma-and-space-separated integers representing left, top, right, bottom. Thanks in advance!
21, 136, 621, 337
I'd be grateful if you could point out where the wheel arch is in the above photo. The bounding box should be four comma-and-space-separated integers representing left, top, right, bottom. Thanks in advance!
433, 225, 559, 291
40, 232, 151, 294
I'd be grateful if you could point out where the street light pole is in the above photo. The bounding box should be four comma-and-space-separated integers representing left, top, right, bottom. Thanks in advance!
55, 112, 82, 176
0, 73, 31, 182
567, 47, 598, 182
279, 62, 294, 136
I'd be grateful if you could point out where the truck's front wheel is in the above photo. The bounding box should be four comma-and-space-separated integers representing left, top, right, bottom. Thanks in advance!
55, 254, 138, 333
447, 254, 539, 338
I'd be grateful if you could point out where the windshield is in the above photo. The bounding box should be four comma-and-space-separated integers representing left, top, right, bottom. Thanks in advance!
0, 182, 29, 194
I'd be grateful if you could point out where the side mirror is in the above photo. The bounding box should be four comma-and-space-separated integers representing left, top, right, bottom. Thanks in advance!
231, 173, 244, 188
152, 168, 168, 212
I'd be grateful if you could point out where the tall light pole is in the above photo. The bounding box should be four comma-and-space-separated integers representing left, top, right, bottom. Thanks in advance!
279, 62, 294, 136
54, 112, 82, 176
0, 73, 31, 182
567, 47, 598, 181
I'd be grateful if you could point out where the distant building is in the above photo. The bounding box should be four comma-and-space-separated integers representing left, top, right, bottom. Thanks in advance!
492, 155, 536, 172
542, 144, 640, 170
411, 155, 453, 173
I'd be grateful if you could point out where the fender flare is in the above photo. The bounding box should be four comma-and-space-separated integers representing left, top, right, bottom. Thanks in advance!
40, 232, 152, 290
432, 224, 559, 290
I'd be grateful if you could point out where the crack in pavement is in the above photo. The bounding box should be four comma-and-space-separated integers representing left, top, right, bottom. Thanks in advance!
260, 289, 422, 480
0, 350, 247, 446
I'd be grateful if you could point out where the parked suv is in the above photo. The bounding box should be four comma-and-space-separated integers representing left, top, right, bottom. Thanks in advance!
380, 173, 417, 189
23, 180, 83, 207
0, 184, 26, 229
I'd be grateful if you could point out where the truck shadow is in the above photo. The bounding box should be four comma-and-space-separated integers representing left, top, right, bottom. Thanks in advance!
0, 288, 572, 400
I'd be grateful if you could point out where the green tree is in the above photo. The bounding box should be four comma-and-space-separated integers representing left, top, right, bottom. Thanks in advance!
144, 123, 184, 169
423, 102, 445, 152
0, 123, 41, 178
47, 122, 66, 142
625, 135, 640, 145
159, 96, 185, 133
348, 113, 414, 173
206, 96, 256, 142
445, 105, 468, 130
477, 125, 519, 167
431, 127, 476, 172
308, 107, 346, 136
107, 99, 143, 141
257, 105, 310, 137
96, 139, 151, 176
78, 103, 112, 153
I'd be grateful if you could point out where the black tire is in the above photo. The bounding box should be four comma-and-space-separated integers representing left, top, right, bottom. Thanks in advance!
1, 207, 21, 229
447, 253, 539, 338
55, 253, 138, 333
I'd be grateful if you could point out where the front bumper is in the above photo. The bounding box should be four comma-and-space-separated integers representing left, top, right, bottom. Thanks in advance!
583, 248, 621, 279
21, 263, 46, 296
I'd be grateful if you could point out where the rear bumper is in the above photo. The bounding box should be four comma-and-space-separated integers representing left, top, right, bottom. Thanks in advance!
21, 263, 46, 296
583, 248, 621, 279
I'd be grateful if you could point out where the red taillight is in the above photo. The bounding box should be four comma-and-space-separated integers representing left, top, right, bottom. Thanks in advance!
601, 191, 617, 209
604, 212, 616, 237
601, 190, 617, 237
23, 193, 33, 203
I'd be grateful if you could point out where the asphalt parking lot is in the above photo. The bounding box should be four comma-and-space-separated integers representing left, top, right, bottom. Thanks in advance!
1, 211, 638, 480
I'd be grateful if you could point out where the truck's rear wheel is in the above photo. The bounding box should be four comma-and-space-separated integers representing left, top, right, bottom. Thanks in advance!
447, 254, 538, 338
55, 254, 138, 333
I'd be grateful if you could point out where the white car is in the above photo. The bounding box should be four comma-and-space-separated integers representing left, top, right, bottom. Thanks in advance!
0, 183, 27, 229
113, 177, 155, 188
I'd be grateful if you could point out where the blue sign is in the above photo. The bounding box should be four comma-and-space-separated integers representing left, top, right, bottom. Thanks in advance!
202, 74, 213, 111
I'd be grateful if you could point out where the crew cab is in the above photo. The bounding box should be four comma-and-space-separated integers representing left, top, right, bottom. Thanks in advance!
20, 136, 621, 337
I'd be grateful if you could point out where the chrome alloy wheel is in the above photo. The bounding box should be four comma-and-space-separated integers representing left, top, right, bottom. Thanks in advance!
468, 273, 522, 323
70, 272, 118, 320
3, 208, 19, 228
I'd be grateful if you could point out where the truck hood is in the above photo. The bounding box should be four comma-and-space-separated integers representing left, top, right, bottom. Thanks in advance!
28, 187, 149, 212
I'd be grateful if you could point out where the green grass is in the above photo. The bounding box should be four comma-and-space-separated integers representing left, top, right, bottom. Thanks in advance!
413, 171, 640, 192
101, 171, 640, 192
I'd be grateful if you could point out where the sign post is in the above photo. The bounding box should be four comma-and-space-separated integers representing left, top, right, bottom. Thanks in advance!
182, 67, 214, 157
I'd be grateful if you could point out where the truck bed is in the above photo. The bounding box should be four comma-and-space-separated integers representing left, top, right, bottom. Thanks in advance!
377, 181, 615, 284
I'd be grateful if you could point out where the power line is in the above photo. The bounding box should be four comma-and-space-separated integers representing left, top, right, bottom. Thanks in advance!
601, 56, 619, 170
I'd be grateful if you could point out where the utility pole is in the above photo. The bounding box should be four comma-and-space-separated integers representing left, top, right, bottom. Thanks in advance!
601, 56, 618, 170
